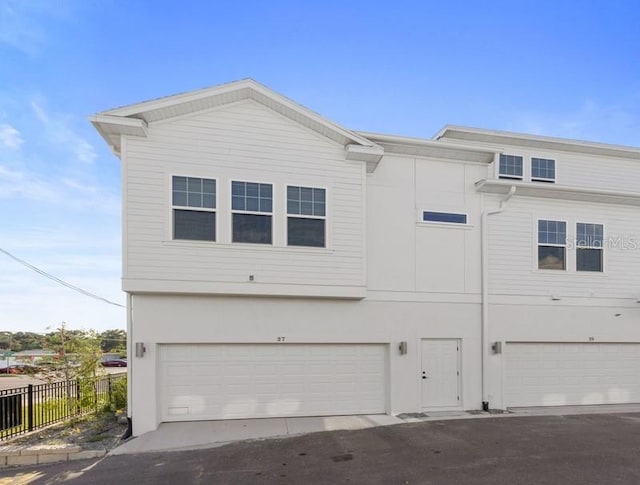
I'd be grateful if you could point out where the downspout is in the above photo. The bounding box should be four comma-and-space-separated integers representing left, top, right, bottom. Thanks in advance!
480, 184, 516, 411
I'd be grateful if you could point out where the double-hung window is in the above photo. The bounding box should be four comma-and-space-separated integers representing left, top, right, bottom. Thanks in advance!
538, 220, 566, 270
499, 154, 523, 180
172, 176, 216, 241
576, 223, 603, 272
531, 157, 555, 182
287, 186, 326, 247
231, 181, 273, 244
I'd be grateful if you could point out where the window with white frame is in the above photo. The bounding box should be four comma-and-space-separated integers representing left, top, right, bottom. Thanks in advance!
287, 185, 326, 247
423, 211, 467, 224
531, 157, 556, 182
576, 223, 603, 272
172, 176, 216, 241
499, 154, 523, 180
231, 181, 273, 244
538, 220, 566, 270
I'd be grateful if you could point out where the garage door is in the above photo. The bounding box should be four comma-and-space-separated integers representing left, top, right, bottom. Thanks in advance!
159, 344, 387, 421
505, 342, 640, 407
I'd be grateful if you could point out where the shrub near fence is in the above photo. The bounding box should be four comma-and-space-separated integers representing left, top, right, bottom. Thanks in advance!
0, 373, 126, 441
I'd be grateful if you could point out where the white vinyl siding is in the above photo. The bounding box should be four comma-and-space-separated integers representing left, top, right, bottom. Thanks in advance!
487, 196, 640, 297
123, 100, 365, 295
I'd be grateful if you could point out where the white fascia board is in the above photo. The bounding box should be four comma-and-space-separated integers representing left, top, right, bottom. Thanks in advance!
436, 125, 640, 160
345, 144, 385, 172
476, 179, 640, 206
98, 79, 377, 150
358, 131, 496, 163
89, 114, 148, 156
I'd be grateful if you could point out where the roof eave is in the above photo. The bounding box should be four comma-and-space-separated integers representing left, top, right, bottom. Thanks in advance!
436, 125, 640, 160
89, 114, 148, 157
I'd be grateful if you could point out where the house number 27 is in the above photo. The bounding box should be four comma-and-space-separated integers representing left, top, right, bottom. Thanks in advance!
277, 337, 286, 342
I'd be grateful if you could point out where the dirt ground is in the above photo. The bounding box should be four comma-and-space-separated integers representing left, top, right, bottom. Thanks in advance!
5, 411, 127, 450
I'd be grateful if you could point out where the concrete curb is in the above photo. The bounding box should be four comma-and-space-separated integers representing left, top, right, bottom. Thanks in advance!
0, 443, 106, 468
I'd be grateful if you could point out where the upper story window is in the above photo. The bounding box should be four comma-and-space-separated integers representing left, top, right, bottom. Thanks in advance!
576, 223, 603, 272
423, 211, 467, 224
231, 181, 273, 244
172, 176, 216, 241
538, 220, 566, 270
499, 154, 523, 180
531, 157, 556, 182
287, 186, 326, 247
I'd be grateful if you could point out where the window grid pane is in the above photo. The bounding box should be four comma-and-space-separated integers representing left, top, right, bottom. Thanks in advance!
532, 158, 555, 180
231, 181, 272, 213
499, 154, 523, 178
576, 223, 603, 248
173, 176, 216, 209
538, 220, 566, 245
287, 185, 326, 217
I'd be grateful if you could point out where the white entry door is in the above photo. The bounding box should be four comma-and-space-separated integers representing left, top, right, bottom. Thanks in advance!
421, 339, 461, 409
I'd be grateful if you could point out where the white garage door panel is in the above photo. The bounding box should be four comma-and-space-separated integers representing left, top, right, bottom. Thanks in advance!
506, 343, 640, 407
159, 344, 386, 421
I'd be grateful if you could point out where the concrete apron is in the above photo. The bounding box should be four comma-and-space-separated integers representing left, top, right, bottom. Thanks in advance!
111, 404, 640, 455
111, 414, 403, 455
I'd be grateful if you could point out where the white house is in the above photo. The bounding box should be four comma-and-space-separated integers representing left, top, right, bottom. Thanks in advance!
91, 79, 640, 436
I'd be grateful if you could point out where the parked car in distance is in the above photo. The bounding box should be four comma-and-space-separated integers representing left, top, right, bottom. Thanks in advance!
0, 364, 41, 374
101, 359, 127, 367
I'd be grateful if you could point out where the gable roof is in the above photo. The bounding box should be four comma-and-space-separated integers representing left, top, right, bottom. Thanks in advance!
435, 125, 640, 160
90, 79, 383, 170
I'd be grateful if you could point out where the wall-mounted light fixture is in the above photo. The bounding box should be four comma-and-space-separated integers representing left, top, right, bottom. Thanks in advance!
135, 342, 146, 358
491, 341, 502, 354
398, 341, 408, 355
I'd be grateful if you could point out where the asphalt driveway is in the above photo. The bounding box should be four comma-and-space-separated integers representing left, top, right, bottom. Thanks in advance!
2, 412, 640, 484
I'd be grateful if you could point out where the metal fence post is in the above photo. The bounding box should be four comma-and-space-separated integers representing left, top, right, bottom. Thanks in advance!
27, 385, 33, 432
76, 379, 81, 415
108, 375, 112, 407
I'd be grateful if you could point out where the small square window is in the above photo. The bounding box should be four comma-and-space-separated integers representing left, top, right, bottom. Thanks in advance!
499, 154, 523, 180
532, 158, 556, 182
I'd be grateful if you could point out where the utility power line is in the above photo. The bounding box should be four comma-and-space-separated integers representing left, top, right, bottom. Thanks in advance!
0, 247, 125, 308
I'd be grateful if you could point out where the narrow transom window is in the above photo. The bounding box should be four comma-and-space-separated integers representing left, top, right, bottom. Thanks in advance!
287, 186, 326, 247
423, 211, 467, 224
172, 176, 216, 241
531, 158, 556, 182
231, 181, 272, 244
499, 154, 523, 180
576, 223, 603, 272
538, 220, 566, 270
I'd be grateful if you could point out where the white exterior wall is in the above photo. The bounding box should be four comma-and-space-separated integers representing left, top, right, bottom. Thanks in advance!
487, 195, 640, 298
129, 294, 482, 435
441, 140, 640, 192
113, 88, 640, 435
122, 100, 366, 297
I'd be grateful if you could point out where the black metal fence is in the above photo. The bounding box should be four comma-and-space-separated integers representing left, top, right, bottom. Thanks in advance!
0, 373, 126, 441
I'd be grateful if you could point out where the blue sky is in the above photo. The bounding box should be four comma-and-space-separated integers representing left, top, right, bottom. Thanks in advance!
1, 0, 639, 333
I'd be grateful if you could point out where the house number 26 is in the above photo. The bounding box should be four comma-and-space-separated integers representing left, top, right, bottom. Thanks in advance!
277, 337, 286, 342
